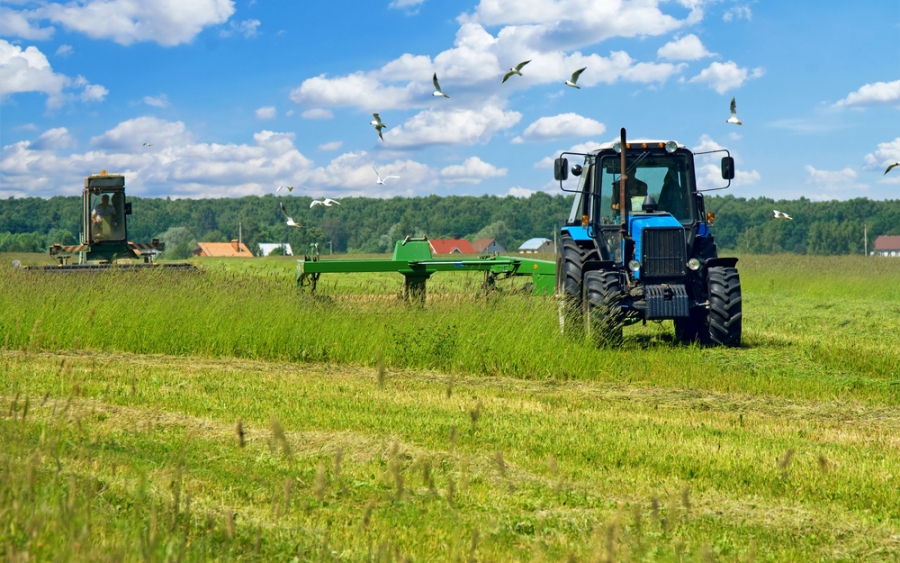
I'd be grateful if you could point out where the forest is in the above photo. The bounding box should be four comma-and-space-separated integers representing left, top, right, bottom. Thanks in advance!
2, 193, 898, 257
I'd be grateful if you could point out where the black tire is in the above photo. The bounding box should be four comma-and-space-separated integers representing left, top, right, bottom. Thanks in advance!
583, 270, 624, 347
707, 266, 742, 347
556, 234, 587, 336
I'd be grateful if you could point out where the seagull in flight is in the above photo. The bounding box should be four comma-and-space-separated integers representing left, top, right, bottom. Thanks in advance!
310, 198, 340, 208
432, 73, 449, 98
142, 143, 153, 146
564, 67, 586, 89
279, 202, 302, 228
502, 60, 531, 83
370, 113, 387, 141
373, 166, 400, 185
726, 97, 742, 125
277, 185, 295, 193
885, 162, 899, 175
773, 210, 792, 220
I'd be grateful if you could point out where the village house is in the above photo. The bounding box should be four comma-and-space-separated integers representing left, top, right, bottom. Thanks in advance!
472, 238, 506, 254
518, 238, 555, 254
193, 239, 254, 257
872, 235, 900, 257
429, 239, 477, 254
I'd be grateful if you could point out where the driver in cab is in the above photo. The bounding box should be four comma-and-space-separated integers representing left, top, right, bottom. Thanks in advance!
610, 175, 648, 214
91, 194, 114, 239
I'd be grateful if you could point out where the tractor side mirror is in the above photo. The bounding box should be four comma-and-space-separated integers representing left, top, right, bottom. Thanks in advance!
571, 164, 583, 177
124, 202, 132, 215
554, 157, 569, 181
721, 156, 735, 180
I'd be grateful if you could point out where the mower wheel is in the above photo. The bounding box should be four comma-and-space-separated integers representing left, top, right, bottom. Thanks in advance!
583, 270, 624, 347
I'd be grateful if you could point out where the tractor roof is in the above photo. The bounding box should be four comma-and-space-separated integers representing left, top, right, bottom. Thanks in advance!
590, 139, 686, 153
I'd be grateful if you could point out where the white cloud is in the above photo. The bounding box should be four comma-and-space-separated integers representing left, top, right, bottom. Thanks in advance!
512, 113, 605, 143
36, 0, 235, 46
804, 165, 867, 195
318, 141, 343, 151
465, 0, 708, 51
389, 0, 426, 9
30, 127, 75, 151
689, 61, 763, 93
384, 104, 521, 148
863, 137, 900, 170
0, 117, 443, 199
255, 106, 276, 119
301, 108, 334, 120
143, 94, 170, 108
534, 140, 603, 168
55, 44, 73, 57
80, 82, 108, 102
657, 34, 715, 61
220, 19, 260, 38
507, 186, 535, 198
692, 134, 760, 190
290, 72, 421, 111
0, 7, 55, 40
723, 6, 752, 22
439, 156, 507, 184
0, 40, 67, 104
833, 80, 900, 108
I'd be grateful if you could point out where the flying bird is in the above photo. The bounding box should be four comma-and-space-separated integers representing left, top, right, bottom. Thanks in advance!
885, 162, 899, 175
726, 97, 742, 125
142, 143, 153, 146
502, 60, 531, 83
370, 113, 387, 141
279, 202, 302, 228
277, 185, 294, 193
564, 67, 586, 89
373, 166, 399, 185
310, 198, 341, 208
773, 210, 792, 220
432, 73, 449, 98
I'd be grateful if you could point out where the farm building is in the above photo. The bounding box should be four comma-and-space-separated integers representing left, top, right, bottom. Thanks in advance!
194, 240, 254, 257
472, 238, 506, 254
872, 235, 900, 257
429, 239, 476, 254
257, 243, 293, 257
518, 238, 555, 254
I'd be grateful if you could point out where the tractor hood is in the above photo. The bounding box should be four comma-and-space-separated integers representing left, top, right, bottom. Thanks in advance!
628, 212, 686, 280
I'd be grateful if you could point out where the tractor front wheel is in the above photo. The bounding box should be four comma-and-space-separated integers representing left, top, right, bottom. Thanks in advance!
583, 270, 624, 347
556, 234, 587, 336
706, 266, 742, 347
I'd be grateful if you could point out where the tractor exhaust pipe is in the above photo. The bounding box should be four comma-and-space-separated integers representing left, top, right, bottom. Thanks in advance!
619, 127, 628, 237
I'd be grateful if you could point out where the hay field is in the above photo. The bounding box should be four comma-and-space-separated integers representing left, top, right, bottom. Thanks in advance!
1, 253, 899, 561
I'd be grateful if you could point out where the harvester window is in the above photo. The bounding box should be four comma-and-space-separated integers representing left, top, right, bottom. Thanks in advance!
91, 192, 126, 241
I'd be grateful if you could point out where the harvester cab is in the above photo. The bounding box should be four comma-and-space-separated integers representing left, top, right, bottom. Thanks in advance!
554, 128, 742, 347
47, 171, 165, 266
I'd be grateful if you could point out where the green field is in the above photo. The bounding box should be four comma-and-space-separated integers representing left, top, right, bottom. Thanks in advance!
1, 253, 899, 561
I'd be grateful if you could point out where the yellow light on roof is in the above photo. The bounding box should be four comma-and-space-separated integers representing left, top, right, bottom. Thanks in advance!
641, 143, 647, 148
626, 143, 631, 149
101, 170, 106, 175
658, 142, 664, 148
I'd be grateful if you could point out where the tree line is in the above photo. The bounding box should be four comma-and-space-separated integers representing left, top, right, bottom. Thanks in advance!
1, 194, 898, 257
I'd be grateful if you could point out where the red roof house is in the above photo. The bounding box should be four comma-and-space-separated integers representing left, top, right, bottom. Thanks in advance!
429, 239, 476, 254
873, 235, 900, 257
194, 240, 254, 257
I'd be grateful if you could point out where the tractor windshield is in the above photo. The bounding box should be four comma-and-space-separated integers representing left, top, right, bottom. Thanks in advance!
90, 191, 126, 242
596, 153, 694, 225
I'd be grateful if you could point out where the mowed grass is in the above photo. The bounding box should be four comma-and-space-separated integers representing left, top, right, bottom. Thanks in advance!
1, 253, 899, 561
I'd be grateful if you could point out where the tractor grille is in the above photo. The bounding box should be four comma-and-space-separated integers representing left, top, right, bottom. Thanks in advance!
641, 228, 686, 278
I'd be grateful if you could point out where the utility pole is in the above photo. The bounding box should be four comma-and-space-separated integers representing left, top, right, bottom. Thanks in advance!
864, 222, 867, 256
239, 222, 242, 254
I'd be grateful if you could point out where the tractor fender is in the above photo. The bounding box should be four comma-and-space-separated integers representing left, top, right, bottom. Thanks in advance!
705, 257, 739, 269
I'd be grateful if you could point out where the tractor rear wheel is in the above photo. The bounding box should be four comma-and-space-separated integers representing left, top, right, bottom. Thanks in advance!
583, 270, 624, 347
556, 234, 587, 336
707, 266, 742, 347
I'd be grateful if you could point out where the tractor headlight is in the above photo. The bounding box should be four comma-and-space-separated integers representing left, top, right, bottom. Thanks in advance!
665, 141, 678, 153
687, 258, 701, 271
628, 259, 641, 272
612, 141, 622, 153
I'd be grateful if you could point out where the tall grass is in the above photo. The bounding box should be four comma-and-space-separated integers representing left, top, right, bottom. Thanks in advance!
2, 255, 899, 403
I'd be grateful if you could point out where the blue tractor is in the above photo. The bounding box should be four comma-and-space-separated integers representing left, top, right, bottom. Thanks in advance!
554, 128, 742, 347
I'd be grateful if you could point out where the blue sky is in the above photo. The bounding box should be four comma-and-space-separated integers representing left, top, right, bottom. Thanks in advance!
1, 0, 898, 201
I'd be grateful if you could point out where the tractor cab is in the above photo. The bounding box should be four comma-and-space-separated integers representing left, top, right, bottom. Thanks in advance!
553, 130, 743, 347
84, 173, 131, 245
